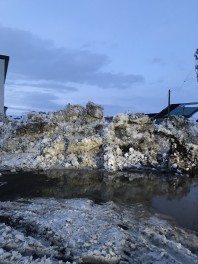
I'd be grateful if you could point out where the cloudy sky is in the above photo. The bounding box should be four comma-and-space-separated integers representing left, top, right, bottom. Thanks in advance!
0, 0, 198, 116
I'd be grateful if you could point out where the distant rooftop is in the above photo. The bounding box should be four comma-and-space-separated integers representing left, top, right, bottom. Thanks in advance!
148, 102, 198, 121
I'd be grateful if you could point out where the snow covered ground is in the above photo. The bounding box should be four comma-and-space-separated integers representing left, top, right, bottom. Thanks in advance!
0, 198, 197, 263
0, 102, 198, 263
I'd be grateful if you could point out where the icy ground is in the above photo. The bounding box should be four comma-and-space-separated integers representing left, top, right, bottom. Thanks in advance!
0, 198, 197, 263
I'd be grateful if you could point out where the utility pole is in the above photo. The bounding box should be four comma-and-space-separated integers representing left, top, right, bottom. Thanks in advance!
168, 89, 171, 119
167, 89, 171, 170
195, 49, 198, 82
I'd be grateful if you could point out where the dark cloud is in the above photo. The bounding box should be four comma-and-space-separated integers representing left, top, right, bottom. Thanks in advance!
0, 25, 144, 89
7, 80, 78, 92
149, 79, 164, 85
11, 91, 62, 112
151, 57, 167, 66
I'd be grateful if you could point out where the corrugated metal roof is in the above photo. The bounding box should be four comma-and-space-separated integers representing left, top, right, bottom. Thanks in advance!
151, 104, 180, 119
148, 102, 198, 120
171, 106, 198, 118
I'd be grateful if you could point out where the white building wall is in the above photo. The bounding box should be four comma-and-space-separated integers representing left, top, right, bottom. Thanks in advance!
0, 59, 5, 115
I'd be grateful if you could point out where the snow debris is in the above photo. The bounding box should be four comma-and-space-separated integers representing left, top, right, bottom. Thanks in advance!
0, 103, 198, 175
0, 198, 197, 263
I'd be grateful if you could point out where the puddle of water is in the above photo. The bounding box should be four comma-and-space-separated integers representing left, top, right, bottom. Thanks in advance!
0, 169, 198, 231
151, 186, 198, 231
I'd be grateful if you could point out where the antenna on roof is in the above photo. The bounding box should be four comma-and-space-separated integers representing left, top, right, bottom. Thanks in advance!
194, 49, 198, 82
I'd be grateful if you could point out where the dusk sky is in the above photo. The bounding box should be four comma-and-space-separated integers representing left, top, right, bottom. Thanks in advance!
0, 0, 198, 116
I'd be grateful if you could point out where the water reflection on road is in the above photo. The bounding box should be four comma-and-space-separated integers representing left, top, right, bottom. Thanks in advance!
0, 169, 198, 231
152, 186, 198, 231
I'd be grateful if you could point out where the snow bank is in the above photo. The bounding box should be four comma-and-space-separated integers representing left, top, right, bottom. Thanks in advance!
0, 102, 198, 175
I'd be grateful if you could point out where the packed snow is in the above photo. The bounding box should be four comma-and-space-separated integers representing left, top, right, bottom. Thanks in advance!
0, 198, 197, 263
0, 102, 198, 175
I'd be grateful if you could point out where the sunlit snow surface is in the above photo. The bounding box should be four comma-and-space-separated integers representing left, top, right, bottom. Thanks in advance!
0, 198, 198, 263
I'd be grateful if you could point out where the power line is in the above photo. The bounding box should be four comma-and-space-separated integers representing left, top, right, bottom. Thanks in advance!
171, 66, 195, 101
171, 49, 198, 100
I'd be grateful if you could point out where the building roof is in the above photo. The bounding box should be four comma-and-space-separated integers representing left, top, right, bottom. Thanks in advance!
0, 55, 9, 82
148, 102, 198, 119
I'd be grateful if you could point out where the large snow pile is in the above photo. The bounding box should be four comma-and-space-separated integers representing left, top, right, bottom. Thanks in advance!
0, 102, 198, 175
